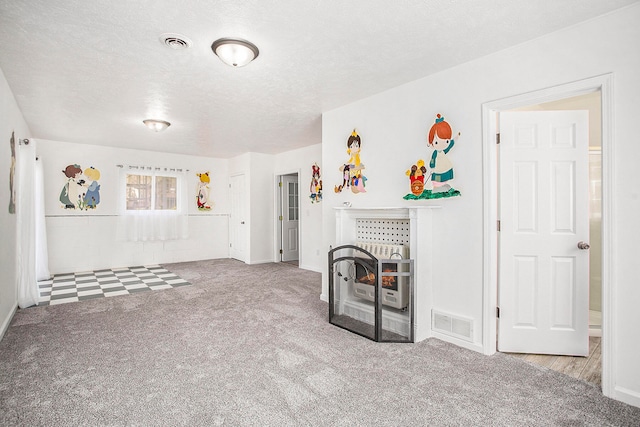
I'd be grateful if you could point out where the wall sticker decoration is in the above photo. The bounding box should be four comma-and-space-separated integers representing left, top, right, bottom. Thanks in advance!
196, 172, 212, 210
309, 163, 322, 203
404, 114, 461, 200
8, 132, 16, 214
335, 129, 367, 194
59, 163, 102, 210
406, 159, 428, 196
83, 166, 101, 209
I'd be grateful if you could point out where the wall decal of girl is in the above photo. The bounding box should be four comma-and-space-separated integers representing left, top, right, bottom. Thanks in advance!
83, 166, 101, 209
403, 113, 461, 200
428, 113, 459, 192
196, 172, 212, 210
59, 164, 85, 209
335, 129, 367, 194
309, 163, 322, 203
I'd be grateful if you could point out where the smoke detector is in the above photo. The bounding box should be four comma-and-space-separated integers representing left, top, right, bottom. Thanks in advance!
159, 33, 192, 50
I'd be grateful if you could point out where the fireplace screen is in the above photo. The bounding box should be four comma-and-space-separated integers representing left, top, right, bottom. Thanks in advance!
328, 244, 414, 343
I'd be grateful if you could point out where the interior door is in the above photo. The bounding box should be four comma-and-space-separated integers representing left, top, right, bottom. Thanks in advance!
280, 174, 299, 262
229, 174, 247, 262
498, 110, 590, 356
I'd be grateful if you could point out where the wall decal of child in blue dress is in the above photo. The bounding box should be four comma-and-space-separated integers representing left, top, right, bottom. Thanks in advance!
404, 114, 461, 200
59, 164, 101, 210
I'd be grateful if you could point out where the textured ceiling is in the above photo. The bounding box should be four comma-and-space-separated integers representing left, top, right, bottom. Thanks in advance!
0, 0, 637, 158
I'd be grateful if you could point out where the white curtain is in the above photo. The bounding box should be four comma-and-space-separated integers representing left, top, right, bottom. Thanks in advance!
16, 140, 39, 308
35, 156, 50, 281
116, 166, 189, 242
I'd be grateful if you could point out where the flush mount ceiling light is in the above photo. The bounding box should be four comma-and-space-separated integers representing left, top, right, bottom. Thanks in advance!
211, 38, 259, 67
143, 119, 171, 132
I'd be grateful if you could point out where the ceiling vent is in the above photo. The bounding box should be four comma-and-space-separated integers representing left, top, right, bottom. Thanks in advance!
159, 33, 192, 50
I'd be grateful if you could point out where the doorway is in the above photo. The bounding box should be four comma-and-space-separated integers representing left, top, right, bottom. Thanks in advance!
276, 172, 300, 264
481, 74, 613, 396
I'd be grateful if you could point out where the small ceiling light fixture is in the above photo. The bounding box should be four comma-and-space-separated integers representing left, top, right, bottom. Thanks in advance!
143, 119, 171, 132
211, 37, 259, 67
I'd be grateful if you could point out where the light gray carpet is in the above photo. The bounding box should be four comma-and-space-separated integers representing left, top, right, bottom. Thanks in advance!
1, 259, 639, 426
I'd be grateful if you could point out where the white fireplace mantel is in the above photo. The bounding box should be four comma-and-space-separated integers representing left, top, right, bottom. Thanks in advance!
333, 206, 440, 342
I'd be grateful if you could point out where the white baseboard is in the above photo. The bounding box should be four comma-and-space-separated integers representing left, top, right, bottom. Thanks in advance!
614, 386, 640, 409
0, 302, 18, 343
430, 330, 484, 354
299, 263, 322, 273
247, 259, 273, 265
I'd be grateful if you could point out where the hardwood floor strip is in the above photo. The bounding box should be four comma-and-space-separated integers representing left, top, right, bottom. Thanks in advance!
502, 337, 601, 388
525, 354, 558, 369
550, 355, 588, 379
581, 341, 602, 385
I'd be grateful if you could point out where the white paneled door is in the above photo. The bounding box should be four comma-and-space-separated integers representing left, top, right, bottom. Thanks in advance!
280, 174, 299, 262
498, 111, 590, 356
230, 174, 247, 262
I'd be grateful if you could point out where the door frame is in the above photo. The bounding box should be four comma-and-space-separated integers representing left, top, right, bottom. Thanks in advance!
273, 168, 302, 263
481, 74, 614, 396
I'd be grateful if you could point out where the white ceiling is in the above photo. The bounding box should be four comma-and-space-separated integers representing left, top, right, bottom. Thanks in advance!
0, 0, 637, 158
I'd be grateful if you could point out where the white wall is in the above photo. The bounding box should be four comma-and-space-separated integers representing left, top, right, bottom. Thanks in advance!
248, 152, 276, 264
229, 152, 274, 264
0, 67, 31, 337
273, 143, 323, 272
37, 139, 230, 273
228, 146, 323, 271
322, 4, 640, 407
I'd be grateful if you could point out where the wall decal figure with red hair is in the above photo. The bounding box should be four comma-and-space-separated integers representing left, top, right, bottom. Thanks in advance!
404, 113, 461, 200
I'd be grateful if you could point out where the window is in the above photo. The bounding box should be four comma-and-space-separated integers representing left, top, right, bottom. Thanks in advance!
118, 167, 188, 242
126, 174, 177, 211
288, 181, 299, 220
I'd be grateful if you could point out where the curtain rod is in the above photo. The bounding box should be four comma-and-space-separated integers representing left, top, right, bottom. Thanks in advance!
116, 164, 189, 172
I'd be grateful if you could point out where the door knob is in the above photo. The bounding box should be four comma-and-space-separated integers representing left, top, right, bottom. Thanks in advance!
577, 241, 590, 250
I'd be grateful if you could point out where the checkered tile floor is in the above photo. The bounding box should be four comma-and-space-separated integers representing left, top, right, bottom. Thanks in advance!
38, 265, 191, 306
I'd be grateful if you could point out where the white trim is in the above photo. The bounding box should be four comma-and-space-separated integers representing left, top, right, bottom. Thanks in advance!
246, 259, 275, 265
481, 74, 614, 397
613, 386, 640, 408
599, 74, 615, 398
299, 263, 322, 274
0, 302, 18, 343
431, 331, 485, 354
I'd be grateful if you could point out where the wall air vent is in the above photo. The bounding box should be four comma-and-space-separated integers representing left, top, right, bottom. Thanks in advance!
432, 310, 474, 342
159, 33, 193, 50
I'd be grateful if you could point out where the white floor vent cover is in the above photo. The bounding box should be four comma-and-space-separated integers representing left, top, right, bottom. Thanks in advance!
432, 310, 474, 342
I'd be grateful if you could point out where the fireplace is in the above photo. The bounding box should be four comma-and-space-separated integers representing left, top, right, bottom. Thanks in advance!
332, 206, 438, 342
352, 242, 409, 309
